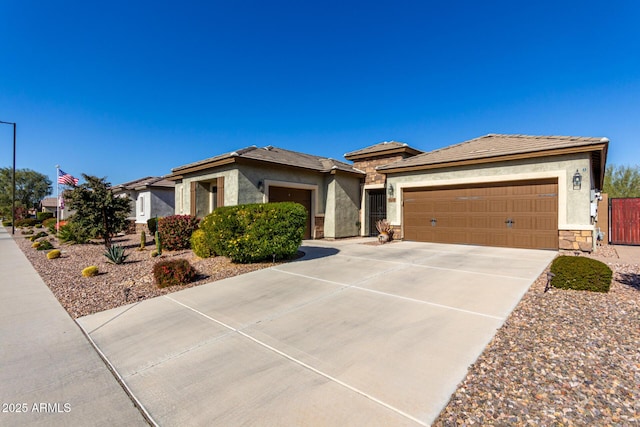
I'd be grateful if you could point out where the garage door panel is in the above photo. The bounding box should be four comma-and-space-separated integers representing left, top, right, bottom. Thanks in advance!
403, 180, 558, 250
269, 186, 312, 239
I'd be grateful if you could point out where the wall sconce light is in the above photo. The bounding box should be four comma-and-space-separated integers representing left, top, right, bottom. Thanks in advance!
258, 180, 264, 193
572, 170, 582, 190
387, 183, 394, 196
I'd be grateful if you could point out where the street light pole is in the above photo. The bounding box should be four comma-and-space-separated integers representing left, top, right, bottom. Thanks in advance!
0, 120, 16, 235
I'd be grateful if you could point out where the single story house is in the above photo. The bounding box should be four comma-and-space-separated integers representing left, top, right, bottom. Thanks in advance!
165, 146, 365, 239
40, 197, 59, 217
111, 176, 175, 233
40, 196, 74, 219
166, 133, 608, 252
372, 134, 608, 252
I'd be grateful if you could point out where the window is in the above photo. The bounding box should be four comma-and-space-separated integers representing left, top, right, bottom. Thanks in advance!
139, 195, 145, 215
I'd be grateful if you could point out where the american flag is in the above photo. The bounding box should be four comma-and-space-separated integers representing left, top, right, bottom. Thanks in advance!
58, 169, 79, 186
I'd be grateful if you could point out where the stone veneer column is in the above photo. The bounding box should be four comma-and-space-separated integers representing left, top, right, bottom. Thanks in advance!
559, 230, 594, 252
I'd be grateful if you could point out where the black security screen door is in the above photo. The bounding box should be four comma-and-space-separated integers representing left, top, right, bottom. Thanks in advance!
368, 190, 387, 236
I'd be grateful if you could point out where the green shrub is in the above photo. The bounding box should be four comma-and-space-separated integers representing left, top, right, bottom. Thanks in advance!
37, 212, 54, 221
2, 220, 12, 227
47, 249, 61, 259
43, 218, 57, 231
21, 229, 34, 235
36, 240, 54, 251
147, 217, 158, 235
82, 266, 99, 277
190, 229, 213, 258
57, 222, 90, 244
104, 245, 128, 264
200, 202, 306, 263
550, 256, 613, 293
153, 259, 196, 288
158, 215, 200, 251
15, 218, 38, 227
30, 231, 48, 241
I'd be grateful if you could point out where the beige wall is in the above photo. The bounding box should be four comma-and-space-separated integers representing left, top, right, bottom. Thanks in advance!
386, 153, 595, 233
324, 173, 361, 238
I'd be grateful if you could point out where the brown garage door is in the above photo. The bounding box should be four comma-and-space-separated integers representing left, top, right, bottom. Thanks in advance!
403, 180, 558, 250
268, 186, 312, 239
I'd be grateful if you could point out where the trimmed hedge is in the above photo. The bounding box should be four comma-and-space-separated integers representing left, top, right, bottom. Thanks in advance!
37, 212, 54, 221
158, 215, 200, 251
15, 218, 38, 227
200, 202, 306, 263
550, 256, 613, 293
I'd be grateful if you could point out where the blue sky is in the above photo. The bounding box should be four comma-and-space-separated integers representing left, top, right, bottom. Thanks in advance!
1, 1, 639, 192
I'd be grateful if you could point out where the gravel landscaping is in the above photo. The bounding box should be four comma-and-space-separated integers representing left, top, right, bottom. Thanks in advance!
434, 246, 640, 426
12, 230, 283, 318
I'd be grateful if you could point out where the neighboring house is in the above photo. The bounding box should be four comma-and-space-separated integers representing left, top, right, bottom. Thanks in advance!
165, 146, 365, 239
40, 197, 74, 219
111, 177, 175, 232
40, 197, 58, 217
372, 134, 608, 252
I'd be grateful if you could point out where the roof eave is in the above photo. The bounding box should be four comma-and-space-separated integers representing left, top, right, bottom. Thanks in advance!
379, 144, 609, 174
168, 157, 237, 179
344, 146, 422, 161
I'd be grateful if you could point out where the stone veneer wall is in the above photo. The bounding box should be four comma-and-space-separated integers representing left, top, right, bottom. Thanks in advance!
559, 230, 593, 252
353, 154, 405, 185
314, 216, 325, 239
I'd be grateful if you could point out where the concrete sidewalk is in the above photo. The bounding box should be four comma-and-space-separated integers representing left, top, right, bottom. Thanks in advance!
0, 227, 147, 426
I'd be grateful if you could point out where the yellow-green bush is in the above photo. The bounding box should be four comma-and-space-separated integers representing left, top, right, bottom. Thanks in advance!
47, 249, 61, 259
190, 229, 213, 258
550, 256, 612, 292
200, 202, 306, 263
82, 266, 99, 278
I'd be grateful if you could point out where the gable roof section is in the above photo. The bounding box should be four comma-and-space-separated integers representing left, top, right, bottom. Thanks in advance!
379, 133, 608, 171
344, 141, 422, 161
167, 145, 364, 179
112, 176, 175, 191
40, 197, 58, 208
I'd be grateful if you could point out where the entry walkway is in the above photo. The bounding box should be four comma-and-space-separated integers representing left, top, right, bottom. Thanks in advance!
0, 227, 146, 426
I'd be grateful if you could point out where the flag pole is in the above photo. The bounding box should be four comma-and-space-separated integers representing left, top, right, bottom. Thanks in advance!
55, 164, 59, 235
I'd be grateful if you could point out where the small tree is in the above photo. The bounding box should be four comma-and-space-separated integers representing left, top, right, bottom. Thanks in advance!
603, 164, 640, 198
65, 175, 131, 248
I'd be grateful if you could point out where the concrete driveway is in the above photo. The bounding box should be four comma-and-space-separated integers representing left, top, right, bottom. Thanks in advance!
77, 240, 556, 426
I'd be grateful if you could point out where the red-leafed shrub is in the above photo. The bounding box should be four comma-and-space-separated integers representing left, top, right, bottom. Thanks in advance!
153, 259, 196, 288
158, 215, 200, 251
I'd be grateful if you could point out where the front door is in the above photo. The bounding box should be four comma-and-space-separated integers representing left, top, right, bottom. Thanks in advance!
368, 190, 387, 236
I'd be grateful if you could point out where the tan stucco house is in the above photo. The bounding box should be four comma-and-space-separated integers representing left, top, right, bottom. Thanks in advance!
368, 134, 609, 251
166, 133, 608, 252
165, 146, 365, 239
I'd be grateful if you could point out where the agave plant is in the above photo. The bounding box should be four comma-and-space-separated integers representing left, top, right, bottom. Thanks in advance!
104, 244, 128, 265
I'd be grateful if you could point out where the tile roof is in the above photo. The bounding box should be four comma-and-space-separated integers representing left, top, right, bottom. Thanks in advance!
378, 134, 609, 171
171, 146, 364, 176
40, 197, 58, 208
344, 141, 422, 159
112, 176, 175, 190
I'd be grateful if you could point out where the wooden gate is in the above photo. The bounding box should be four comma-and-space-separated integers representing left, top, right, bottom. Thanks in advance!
610, 198, 640, 245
